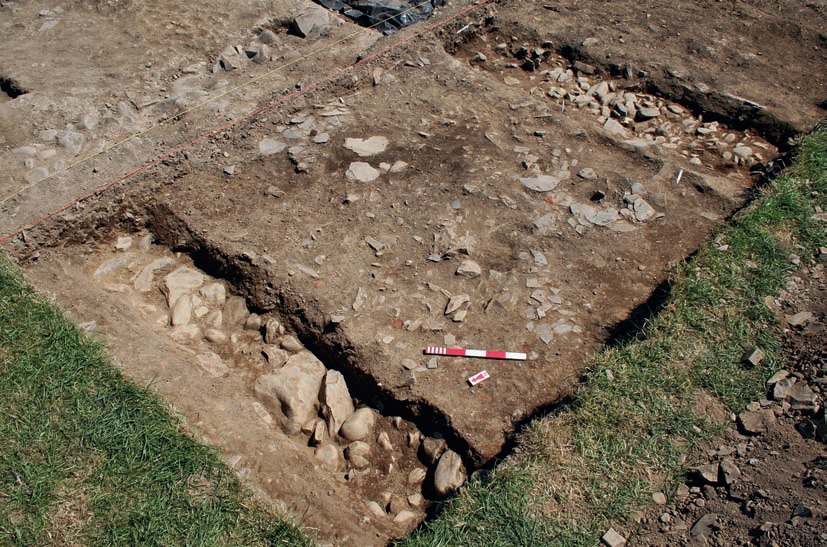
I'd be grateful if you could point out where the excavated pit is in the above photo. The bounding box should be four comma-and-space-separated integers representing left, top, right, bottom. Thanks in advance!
4, 1, 821, 544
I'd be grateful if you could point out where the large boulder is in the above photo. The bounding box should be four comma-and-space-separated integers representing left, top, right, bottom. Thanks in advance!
254, 351, 327, 434
433, 449, 466, 497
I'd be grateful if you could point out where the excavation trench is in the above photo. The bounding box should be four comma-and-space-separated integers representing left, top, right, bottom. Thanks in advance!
4, 6, 804, 545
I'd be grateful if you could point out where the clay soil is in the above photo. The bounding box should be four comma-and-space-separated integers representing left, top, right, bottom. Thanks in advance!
1, 0, 825, 545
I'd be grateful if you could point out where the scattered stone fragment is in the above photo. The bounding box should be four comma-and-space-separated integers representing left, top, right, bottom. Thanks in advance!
408, 467, 427, 485
313, 132, 330, 144
633, 198, 656, 222
115, 236, 132, 250
401, 359, 418, 370
690, 513, 719, 538
254, 351, 327, 434
737, 408, 777, 435
340, 407, 376, 441
321, 370, 355, 436
421, 436, 447, 465
367, 500, 386, 518
94, 253, 135, 278
291, 7, 331, 39
56, 130, 84, 155
199, 283, 226, 307
635, 107, 660, 121
259, 138, 286, 156
720, 458, 741, 485
346, 161, 380, 182
786, 311, 814, 327
787, 382, 819, 412
692, 463, 720, 485
772, 376, 797, 401
577, 167, 597, 180
445, 294, 470, 315
344, 136, 388, 157
262, 345, 289, 367
222, 296, 250, 327
601, 527, 627, 547
766, 369, 789, 386
603, 118, 628, 138
264, 318, 285, 344
652, 492, 667, 505
195, 352, 229, 378
433, 449, 465, 497
742, 347, 765, 367
456, 259, 482, 278
733, 146, 753, 159
520, 170, 568, 192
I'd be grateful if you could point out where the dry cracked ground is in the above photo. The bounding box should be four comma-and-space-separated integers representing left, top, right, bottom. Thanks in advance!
1, 0, 825, 545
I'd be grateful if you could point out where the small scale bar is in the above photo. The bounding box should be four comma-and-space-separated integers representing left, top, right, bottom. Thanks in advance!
424, 346, 527, 361
468, 370, 490, 386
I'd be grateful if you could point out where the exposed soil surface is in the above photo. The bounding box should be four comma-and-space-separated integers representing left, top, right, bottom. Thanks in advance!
1, 0, 825, 545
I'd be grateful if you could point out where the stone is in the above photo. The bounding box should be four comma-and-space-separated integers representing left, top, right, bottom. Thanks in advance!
56, 130, 85, 155
601, 527, 627, 547
652, 492, 667, 505
572, 60, 596, 75
264, 318, 285, 344
787, 382, 819, 411
633, 198, 656, 222
222, 296, 249, 327
314, 444, 342, 472
115, 236, 132, 250
733, 146, 753, 159
253, 351, 327, 434
346, 161, 380, 182
262, 345, 289, 367
377, 431, 393, 451
340, 408, 376, 441
344, 136, 388, 157
603, 118, 628, 138
635, 107, 661, 121
199, 283, 226, 307
170, 324, 201, 343
577, 167, 598, 180
520, 171, 568, 192
766, 369, 790, 386
407, 493, 424, 507
244, 313, 262, 331
280, 334, 304, 353
786, 311, 814, 327
170, 295, 193, 326
690, 513, 718, 537
258, 29, 277, 44
204, 328, 228, 344
742, 347, 765, 367
455, 259, 482, 278
345, 441, 371, 469
132, 257, 175, 292
204, 310, 223, 329
737, 409, 777, 435
393, 510, 418, 525
367, 500, 386, 518
259, 138, 286, 156
94, 253, 135, 278
321, 370, 355, 437
291, 7, 331, 39
245, 42, 271, 63
408, 467, 427, 485
161, 267, 205, 308
195, 352, 229, 378
433, 449, 465, 497
421, 436, 447, 465
772, 376, 797, 401
720, 458, 741, 485
692, 463, 720, 485
445, 294, 470, 315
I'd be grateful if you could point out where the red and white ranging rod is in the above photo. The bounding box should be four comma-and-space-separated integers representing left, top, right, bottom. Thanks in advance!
424, 346, 527, 361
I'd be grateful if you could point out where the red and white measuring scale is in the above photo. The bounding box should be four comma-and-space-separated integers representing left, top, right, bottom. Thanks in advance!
424, 346, 527, 361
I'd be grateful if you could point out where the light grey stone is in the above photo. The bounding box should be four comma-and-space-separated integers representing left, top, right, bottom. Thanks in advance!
314, 444, 342, 471
94, 253, 135, 278
291, 7, 331, 39
367, 500, 386, 518
56, 131, 85, 155
259, 138, 286, 156
340, 407, 376, 441
222, 296, 249, 327
199, 283, 226, 307
603, 118, 628, 138
456, 259, 482, 278
393, 510, 418, 525
433, 449, 466, 497
132, 257, 174, 292
346, 161, 380, 182
280, 334, 304, 353
520, 170, 569, 192
254, 350, 327, 434
161, 266, 205, 308
262, 345, 289, 367
195, 351, 229, 378
345, 441, 371, 469
733, 146, 753, 159
634, 198, 656, 222
344, 136, 388, 157
321, 370, 355, 437
577, 167, 598, 180
737, 409, 776, 435
204, 328, 228, 344
601, 527, 627, 547
264, 318, 285, 344
170, 295, 193, 326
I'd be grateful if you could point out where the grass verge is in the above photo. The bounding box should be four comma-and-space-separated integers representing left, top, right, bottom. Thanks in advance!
0, 258, 312, 546
401, 122, 826, 546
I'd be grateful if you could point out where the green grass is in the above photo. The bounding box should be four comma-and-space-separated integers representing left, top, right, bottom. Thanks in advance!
0, 258, 312, 546
401, 122, 827, 546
